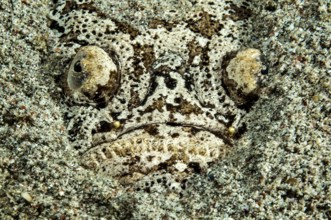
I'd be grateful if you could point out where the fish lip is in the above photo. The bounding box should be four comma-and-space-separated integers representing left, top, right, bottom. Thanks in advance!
119, 122, 233, 144
87, 121, 233, 154
81, 123, 230, 177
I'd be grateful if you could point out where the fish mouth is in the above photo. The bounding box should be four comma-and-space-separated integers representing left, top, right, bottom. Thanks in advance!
90, 112, 237, 148
82, 123, 231, 179
117, 121, 235, 145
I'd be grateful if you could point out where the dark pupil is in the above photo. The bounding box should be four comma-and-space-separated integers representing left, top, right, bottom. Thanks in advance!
74, 61, 82, 72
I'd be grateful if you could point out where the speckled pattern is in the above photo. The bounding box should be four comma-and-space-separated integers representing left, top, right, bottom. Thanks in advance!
0, 0, 330, 219
48, 0, 267, 191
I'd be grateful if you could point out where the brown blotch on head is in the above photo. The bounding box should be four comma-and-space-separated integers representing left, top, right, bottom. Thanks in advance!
113, 20, 140, 40
166, 98, 203, 115
148, 19, 178, 31
187, 11, 223, 39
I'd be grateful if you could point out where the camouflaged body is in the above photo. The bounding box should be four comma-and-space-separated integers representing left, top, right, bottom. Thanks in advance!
49, 0, 265, 192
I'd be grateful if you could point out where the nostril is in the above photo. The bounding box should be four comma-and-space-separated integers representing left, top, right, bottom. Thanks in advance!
164, 76, 177, 90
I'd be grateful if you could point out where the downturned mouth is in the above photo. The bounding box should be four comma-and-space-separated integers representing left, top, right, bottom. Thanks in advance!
82, 124, 230, 178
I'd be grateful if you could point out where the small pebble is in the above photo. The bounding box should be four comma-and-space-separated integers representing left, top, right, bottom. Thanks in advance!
21, 192, 33, 202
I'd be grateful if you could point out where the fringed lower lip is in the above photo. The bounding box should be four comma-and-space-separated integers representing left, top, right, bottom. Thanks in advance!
82, 124, 230, 178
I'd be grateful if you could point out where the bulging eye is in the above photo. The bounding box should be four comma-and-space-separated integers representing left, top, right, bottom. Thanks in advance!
221, 48, 267, 109
66, 46, 120, 104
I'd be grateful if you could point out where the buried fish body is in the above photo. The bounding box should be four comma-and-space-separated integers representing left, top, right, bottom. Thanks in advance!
49, 0, 267, 192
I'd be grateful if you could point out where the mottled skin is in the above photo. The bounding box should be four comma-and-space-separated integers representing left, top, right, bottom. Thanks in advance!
49, 0, 264, 192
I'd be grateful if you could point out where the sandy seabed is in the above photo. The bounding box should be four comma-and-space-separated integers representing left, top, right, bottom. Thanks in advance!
0, 0, 330, 219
